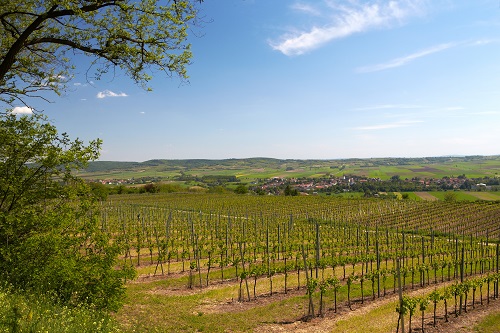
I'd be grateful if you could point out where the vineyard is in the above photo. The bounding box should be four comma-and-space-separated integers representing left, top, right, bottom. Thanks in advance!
104, 193, 500, 332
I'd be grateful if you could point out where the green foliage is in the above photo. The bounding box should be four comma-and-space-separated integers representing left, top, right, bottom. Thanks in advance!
158, 183, 183, 193
234, 184, 248, 195
0, 0, 203, 106
141, 183, 160, 193
284, 185, 298, 196
207, 186, 228, 194
0, 114, 134, 311
0, 286, 121, 332
88, 182, 109, 201
444, 191, 458, 202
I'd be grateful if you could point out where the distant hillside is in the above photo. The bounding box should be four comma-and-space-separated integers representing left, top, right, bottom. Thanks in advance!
85, 158, 299, 173
81, 155, 500, 181
84, 161, 142, 173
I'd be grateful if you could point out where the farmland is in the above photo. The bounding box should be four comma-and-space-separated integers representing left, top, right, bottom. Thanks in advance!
80, 155, 500, 182
99, 193, 500, 332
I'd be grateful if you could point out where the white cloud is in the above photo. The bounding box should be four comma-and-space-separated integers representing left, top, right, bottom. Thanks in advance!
270, 1, 427, 56
96, 90, 128, 99
353, 120, 423, 130
11, 106, 33, 115
357, 42, 456, 72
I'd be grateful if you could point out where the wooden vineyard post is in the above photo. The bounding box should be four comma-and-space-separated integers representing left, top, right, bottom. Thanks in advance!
284, 253, 288, 294
302, 245, 315, 319
238, 242, 251, 302
455, 237, 459, 279
136, 214, 142, 267
376, 227, 381, 298
194, 236, 202, 289
396, 257, 405, 333
315, 221, 320, 279
496, 242, 499, 298
459, 246, 464, 315
206, 250, 212, 286
153, 226, 164, 276
365, 224, 369, 274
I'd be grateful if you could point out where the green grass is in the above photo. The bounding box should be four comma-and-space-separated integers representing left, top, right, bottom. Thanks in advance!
117, 276, 308, 333
404, 192, 423, 201
474, 311, 500, 333
0, 287, 120, 333
428, 191, 481, 201
468, 192, 500, 201
331, 299, 399, 333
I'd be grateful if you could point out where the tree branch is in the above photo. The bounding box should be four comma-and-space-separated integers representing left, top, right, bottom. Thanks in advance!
0, 2, 122, 83
0, 5, 59, 83
26, 37, 108, 57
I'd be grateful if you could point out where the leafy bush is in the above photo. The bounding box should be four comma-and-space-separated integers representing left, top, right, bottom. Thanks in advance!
0, 114, 134, 311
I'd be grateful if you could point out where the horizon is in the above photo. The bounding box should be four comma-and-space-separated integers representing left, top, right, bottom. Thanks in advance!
93, 154, 499, 163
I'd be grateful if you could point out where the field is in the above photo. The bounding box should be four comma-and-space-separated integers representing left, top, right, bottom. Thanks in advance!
80, 156, 500, 182
96, 193, 500, 332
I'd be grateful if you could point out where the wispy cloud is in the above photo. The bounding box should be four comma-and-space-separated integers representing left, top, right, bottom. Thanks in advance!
357, 42, 456, 72
96, 90, 128, 99
353, 120, 423, 130
358, 38, 498, 72
355, 104, 424, 111
468, 111, 500, 116
442, 106, 465, 111
270, 1, 427, 56
291, 3, 321, 16
74, 80, 94, 87
11, 106, 33, 115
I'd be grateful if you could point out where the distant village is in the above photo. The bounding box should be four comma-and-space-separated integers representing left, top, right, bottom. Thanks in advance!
91, 173, 499, 196
254, 174, 498, 195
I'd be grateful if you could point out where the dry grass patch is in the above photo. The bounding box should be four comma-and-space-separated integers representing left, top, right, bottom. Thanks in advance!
415, 192, 439, 201
468, 192, 500, 201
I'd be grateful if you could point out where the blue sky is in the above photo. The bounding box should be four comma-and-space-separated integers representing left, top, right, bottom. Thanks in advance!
15, 1, 500, 161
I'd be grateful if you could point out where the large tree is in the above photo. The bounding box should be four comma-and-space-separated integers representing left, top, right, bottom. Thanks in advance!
0, 0, 202, 107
